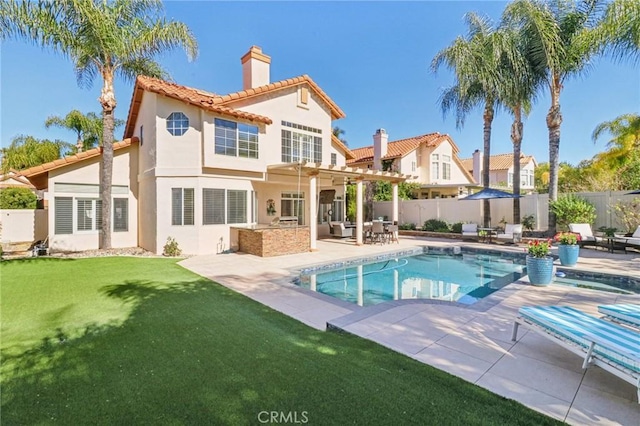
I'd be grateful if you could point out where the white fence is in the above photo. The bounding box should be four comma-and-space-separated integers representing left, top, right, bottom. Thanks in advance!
373, 191, 638, 231
0, 209, 48, 244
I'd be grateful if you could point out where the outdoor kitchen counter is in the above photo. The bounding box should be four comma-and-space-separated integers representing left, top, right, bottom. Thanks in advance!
231, 225, 310, 257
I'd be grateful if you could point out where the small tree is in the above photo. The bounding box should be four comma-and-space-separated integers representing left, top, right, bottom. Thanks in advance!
612, 197, 640, 234
549, 195, 597, 231
0, 188, 37, 209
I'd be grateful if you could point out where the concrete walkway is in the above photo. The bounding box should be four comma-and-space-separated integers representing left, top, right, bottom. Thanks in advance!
180, 237, 640, 425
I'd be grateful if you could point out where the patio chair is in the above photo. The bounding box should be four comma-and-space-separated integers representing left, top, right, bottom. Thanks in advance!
461, 223, 478, 241
496, 224, 523, 244
371, 220, 386, 244
512, 305, 640, 403
385, 224, 399, 244
568, 223, 602, 249
617, 225, 640, 252
332, 223, 353, 239
598, 304, 640, 329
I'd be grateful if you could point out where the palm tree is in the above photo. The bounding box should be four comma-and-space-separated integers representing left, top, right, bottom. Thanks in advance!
0, 0, 197, 249
495, 24, 541, 224
332, 126, 348, 146
45, 110, 124, 153
503, 0, 605, 233
592, 113, 640, 168
595, 0, 640, 63
432, 12, 504, 227
1, 135, 72, 173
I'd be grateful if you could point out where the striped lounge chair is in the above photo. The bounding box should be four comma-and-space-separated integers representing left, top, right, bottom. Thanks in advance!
512, 305, 640, 402
599, 304, 640, 329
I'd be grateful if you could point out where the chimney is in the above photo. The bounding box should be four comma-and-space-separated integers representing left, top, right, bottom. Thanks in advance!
241, 46, 271, 90
472, 149, 483, 185
373, 129, 388, 170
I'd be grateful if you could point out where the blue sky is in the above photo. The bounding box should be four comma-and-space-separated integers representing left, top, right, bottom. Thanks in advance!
1, 1, 638, 166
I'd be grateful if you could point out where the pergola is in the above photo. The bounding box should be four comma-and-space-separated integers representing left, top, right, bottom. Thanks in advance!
267, 162, 413, 249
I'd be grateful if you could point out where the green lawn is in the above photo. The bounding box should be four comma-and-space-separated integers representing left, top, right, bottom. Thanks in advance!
1, 257, 559, 425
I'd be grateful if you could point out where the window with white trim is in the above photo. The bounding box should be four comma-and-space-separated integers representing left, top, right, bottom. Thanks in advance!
508, 173, 514, 186
411, 161, 416, 172
172, 188, 194, 226
227, 190, 247, 224
203, 188, 225, 225
55, 197, 73, 235
281, 192, 305, 225
214, 118, 259, 158
431, 154, 439, 180
281, 122, 322, 163
77, 198, 102, 231
113, 198, 128, 232
442, 155, 451, 180
166, 112, 189, 136
331, 153, 337, 166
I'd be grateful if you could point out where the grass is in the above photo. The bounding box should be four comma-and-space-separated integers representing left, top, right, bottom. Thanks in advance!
1, 257, 560, 425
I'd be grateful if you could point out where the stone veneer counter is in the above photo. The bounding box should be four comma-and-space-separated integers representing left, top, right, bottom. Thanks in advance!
233, 225, 310, 257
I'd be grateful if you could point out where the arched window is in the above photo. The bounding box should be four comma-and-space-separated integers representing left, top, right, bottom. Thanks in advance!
166, 112, 189, 136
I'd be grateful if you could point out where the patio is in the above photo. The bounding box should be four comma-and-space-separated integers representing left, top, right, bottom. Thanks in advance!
180, 236, 640, 424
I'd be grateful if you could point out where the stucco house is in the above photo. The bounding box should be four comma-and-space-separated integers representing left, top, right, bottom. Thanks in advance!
347, 130, 478, 198
0, 170, 36, 191
21, 46, 410, 255
459, 150, 537, 191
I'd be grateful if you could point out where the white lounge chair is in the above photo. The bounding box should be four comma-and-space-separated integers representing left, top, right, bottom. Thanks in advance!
496, 224, 523, 244
461, 223, 478, 241
568, 223, 602, 249
616, 225, 640, 252
512, 305, 640, 402
598, 304, 640, 329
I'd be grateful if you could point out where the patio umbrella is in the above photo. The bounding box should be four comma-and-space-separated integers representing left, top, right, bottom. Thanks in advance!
460, 188, 521, 200
625, 189, 640, 195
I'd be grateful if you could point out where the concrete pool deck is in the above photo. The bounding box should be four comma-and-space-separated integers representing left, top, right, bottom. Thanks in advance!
180, 236, 640, 425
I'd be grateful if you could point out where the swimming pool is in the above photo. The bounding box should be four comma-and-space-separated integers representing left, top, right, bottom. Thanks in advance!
295, 250, 526, 306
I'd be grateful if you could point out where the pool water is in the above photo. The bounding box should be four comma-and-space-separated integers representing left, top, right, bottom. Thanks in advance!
296, 252, 526, 306
553, 272, 640, 295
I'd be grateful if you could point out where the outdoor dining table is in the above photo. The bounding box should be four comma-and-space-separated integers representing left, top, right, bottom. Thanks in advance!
478, 227, 499, 244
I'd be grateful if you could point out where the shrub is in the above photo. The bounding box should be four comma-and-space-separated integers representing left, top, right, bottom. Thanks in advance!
163, 237, 182, 257
549, 194, 596, 230
422, 219, 450, 232
0, 188, 37, 209
521, 214, 535, 235
451, 222, 463, 234
612, 197, 640, 234
399, 222, 416, 231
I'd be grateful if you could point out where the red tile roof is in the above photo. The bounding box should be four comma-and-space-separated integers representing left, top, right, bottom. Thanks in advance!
216, 75, 345, 120
125, 74, 345, 139
0, 170, 35, 189
459, 153, 536, 172
20, 138, 139, 178
347, 133, 449, 165
124, 76, 273, 137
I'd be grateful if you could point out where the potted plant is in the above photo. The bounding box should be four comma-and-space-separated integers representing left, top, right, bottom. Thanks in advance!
554, 232, 581, 267
526, 239, 554, 286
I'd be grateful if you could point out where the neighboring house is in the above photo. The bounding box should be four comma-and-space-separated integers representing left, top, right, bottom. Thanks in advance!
347, 129, 477, 198
0, 169, 36, 191
21, 46, 408, 254
459, 150, 537, 191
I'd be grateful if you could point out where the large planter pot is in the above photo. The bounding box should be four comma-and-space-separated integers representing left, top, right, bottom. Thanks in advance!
526, 256, 554, 286
557, 244, 580, 267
